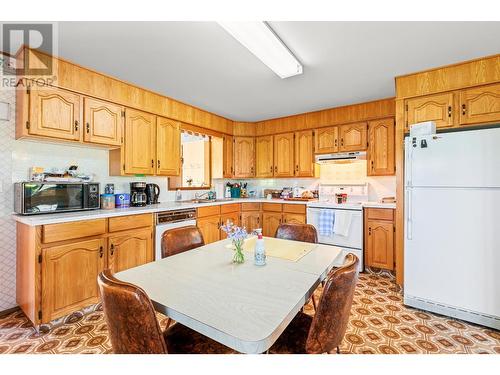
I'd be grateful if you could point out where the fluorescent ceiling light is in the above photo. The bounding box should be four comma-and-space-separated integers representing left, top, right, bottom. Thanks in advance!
218, 21, 303, 79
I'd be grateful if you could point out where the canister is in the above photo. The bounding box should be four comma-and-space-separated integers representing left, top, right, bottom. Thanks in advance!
101, 194, 115, 209
115, 193, 130, 208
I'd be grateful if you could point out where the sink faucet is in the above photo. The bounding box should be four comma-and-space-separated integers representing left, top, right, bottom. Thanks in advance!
195, 191, 210, 200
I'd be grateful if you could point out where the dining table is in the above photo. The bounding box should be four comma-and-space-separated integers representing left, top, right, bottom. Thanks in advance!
115, 236, 343, 354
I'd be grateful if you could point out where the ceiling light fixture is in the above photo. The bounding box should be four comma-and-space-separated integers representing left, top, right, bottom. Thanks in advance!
218, 21, 303, 79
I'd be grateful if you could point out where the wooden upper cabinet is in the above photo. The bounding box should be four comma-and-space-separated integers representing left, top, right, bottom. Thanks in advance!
223, 135, 234, 178
274, 133, 295, 177
314, 126, 339, 154
108, 228, 153, 274
256, 136, 274, 178
156, 117, 181, 176
460, 83, 500, 125
234, 137, 255, 178
405, 92, 454, 130
28, 87, 81, 141
83, 97, 123, 146
368, 118, 395, 176
41, 238, 105, 323
365, 219, 394, 271
295, 130, 314, 177
339, 122, 367, 152
123, 108, 156, 175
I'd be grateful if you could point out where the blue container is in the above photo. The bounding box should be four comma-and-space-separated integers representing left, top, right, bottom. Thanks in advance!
230, 187, 241, 198
115, 193, 130, 208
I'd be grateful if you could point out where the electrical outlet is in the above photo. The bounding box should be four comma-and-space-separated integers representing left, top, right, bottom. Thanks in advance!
0, 102, 10, 121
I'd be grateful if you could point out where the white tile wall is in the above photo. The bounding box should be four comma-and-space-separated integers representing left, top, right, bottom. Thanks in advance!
0, 70, 16, 311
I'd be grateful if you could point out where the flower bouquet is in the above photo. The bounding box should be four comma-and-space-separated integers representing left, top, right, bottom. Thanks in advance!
220, 220, 248, 264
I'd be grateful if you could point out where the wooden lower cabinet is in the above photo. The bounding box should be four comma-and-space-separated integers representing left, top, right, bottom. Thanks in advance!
364, 208, 395, 271
108, 228, 153, 274
197, 215, 221, 244
241, 211, 262, 233
282, 213, 306, 225
41, 238, 105, 323
262, 212, 282, 237
220, 211, 240, 239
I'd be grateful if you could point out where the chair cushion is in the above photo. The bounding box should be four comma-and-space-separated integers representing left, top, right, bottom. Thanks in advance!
269, 312, 313, 354
164, 323, 236, 354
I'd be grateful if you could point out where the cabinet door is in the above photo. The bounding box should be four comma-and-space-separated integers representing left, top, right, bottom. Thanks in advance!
405, 92, 454, 130
124, 108, 156, 175
220, 212, 240, 239
368, 118, 395, 176
241, 212, 262, 233
156, 117, 181, 176
234, 137, 255, 178
274, 133, 295, 177
197, 215, 221, 244
262, 212, 282, 237
365, 220, 394, 270
460, 83, 500, 125
339, 122, 367, 152
255, 136, 274, 178
108, 228, 153, 274
29, 87, 81, 141
41, 238, 105, 323
283, 213, 306, 225
223, 135, 234, 178
295, 130, 314, 177
83, 97, 123, 146
314, 126, 339, 154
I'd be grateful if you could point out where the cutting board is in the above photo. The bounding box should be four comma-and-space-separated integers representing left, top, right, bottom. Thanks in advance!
241, 236, 316, 262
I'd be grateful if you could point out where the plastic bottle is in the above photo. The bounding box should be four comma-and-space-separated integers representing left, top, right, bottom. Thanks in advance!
254, 228, 266, 266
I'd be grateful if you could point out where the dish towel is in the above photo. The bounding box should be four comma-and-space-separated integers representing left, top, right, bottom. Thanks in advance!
333, 210, 353, 237
318, 209, 335, 236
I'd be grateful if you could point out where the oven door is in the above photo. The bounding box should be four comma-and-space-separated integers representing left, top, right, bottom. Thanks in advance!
22, 183, 86, 214
306, 207, 363, 249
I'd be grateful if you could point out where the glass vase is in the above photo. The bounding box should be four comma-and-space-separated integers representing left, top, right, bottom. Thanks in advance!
232, 239, 245, 264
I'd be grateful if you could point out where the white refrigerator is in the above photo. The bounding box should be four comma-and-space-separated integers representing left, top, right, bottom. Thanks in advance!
404, 127, 500, 329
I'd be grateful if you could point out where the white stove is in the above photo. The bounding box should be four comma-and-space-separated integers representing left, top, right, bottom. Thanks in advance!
307, 184, 367, 271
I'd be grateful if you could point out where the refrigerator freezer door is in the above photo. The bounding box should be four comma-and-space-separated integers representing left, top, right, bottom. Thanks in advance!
405, 128, 500, 188
404, 187, 500, 319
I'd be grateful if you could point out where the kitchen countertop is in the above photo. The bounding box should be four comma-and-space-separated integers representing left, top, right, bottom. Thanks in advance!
12, 198, 396, 226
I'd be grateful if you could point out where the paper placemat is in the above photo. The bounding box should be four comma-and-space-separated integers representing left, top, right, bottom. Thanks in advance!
240, 236, 316, 262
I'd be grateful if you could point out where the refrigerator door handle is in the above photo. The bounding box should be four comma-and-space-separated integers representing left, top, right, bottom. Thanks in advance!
406, 188, 413, 240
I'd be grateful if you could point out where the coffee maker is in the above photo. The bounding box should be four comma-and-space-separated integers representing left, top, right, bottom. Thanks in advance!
130, 182, 147, 207
145, 183, 160, 205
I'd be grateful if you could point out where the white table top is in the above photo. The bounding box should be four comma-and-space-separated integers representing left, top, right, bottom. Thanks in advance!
116, 238, 342, 354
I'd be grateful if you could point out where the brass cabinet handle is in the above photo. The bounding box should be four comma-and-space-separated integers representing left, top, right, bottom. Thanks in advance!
86, 122, 90, 133
371, 160, 374, 170
74, 120, 79, 131
274, 166, 278, 173
110, 244, 115, 256
250, 166, 254, 174
340, 138, 344, 146
368, 227, 372, 235
270, 165, 273, 173
151, 159, 154, 168
295, 165, 299, 172
99, 246, 103, 258
157, 160, 161, 169
257, 216, 260, 224
334, 139, 338, 146
462, 104, 466, 115
448, 106, 452, 118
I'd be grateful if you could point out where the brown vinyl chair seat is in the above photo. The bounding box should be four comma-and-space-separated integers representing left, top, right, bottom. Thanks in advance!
275, 223, 318, 244
269, 253, 359, 354
161, 225, 205, 258
98, 269, 233, 354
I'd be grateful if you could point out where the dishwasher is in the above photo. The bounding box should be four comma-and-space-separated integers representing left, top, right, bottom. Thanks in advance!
155, 208, 197, 260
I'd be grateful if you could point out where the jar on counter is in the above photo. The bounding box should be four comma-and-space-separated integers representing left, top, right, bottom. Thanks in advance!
101, 194, 115, 209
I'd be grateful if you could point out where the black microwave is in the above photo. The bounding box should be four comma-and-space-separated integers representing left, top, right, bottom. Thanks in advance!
14, 182, 100, 215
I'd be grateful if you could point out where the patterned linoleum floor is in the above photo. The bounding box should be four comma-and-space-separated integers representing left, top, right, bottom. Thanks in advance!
0, 269, 499, 354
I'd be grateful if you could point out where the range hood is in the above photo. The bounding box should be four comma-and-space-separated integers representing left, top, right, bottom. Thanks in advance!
315, 151, 366, 163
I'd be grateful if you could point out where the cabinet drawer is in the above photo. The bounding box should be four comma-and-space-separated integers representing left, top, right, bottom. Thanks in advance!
220, 203, 240, 214
365, 208, 394, 221
108, 213, 153, 233
241, 202, 261, 211
42, 219, 106, 243
197, 205, 221, 218
283, 204, 306, 214
262, 203, 282, 212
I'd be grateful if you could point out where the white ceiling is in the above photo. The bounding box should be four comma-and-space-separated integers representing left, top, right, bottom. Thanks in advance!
53, 22, 500, 121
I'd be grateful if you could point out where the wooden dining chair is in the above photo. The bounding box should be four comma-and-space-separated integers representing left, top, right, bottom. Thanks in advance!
161, 225, 205, 258
275, 223, 320, 310
268, 253, 359, 354
275, 223, 318, 244
98, 269, 234, 354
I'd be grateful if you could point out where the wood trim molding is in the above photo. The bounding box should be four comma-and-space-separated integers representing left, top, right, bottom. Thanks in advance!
395, 54, 500, 99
